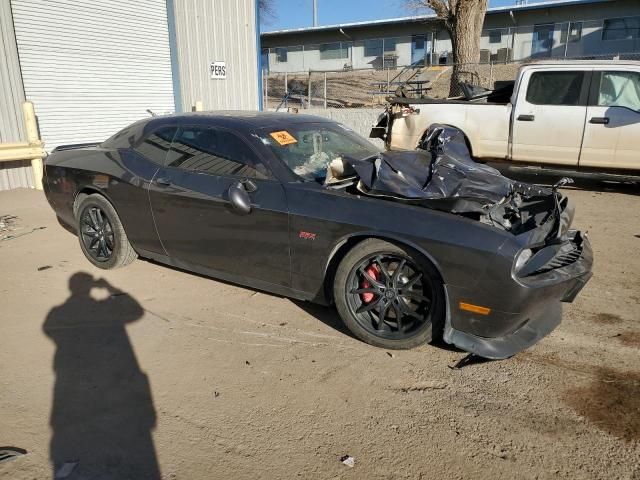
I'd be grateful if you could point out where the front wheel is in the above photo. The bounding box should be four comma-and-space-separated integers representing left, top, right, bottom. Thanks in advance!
333, 239, 445, 350
76, 193, 137, 269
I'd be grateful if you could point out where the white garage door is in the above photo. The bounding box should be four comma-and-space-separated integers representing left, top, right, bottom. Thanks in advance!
11, 0, 175, 150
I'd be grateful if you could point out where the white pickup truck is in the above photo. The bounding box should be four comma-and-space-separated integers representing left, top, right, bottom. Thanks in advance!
371, 61, 640, 177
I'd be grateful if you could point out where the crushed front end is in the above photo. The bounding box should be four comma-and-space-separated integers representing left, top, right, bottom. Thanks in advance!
336, 124, 594, 359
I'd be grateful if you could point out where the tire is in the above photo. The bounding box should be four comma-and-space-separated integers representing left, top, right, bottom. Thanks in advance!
333, 239, 445, 350
76, 193, 137, 269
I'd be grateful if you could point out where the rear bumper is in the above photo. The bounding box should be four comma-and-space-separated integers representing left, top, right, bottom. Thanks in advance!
443, 232, 593, 359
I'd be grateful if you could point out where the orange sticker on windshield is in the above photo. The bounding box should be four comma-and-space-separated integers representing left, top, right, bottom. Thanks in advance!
270, 130, 298, 146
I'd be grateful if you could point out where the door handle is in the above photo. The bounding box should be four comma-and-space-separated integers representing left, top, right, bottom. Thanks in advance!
589, 116, 610, 125
155, 177, 172, 186
517, 114, 535, 121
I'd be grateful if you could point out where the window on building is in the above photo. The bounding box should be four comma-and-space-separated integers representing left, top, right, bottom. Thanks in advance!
526, 71, 585, 106
319, 42, 349, 60
560, 22, 583, 43
598, 71, 640, 111
275, 47, 288, 63
602, 16, 640, 41
364, 39, 383, 57
383, 38, 396, 52
569, 22, 583, 42
412, 35, 425, 50
489, 30, 502, 44
166, 127, 269, 179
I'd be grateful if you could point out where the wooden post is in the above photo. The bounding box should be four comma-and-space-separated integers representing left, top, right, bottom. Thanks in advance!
307, 71, 312, 108
489, 61, 493, 88
22, 101, 43, 190
323, 72, 327, 109
261, 69, 265, 109
264, 71, 269, 110
284, 72, 288, 109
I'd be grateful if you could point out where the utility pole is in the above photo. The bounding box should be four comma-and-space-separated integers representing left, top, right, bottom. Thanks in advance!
313, 0, 318, 27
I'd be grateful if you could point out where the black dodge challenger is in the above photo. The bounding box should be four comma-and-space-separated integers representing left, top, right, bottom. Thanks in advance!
43, 112, 593, 359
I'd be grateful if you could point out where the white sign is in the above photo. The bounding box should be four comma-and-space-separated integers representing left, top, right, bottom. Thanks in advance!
210, 61, 226, 79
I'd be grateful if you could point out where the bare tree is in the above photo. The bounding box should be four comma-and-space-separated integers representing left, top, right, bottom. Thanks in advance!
407, 0, 488, 95
259, 0, 277, 25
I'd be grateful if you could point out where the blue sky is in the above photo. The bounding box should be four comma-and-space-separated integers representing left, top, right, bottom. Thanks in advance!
262, 0, 551, 31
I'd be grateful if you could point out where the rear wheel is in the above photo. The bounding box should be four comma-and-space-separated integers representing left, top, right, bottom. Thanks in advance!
76, 194, 137, 269
333, 239, 444, 349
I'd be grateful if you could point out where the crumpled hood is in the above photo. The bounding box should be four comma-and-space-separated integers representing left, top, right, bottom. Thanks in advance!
344, 124, 514, 213
327, 124, 565, 238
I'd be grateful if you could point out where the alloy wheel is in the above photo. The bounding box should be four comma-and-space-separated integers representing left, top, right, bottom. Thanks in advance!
80, 206, 115, 262
345, 253, 433, 340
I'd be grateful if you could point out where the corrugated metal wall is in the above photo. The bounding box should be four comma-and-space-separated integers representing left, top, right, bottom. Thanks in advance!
0, 1, 25, 144
0, 0, 33, 190
10, 0, 176, 151
173, 0, 259, 111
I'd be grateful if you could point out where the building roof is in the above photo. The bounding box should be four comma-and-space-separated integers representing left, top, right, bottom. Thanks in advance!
262, 0, 613, 36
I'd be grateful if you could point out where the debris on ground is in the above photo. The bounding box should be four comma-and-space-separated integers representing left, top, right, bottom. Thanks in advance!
0, 226, 46, 242
37, 265, 52, 271
340, 455, 355, 468
0, 215, 17, 232
400, 381, 448, 392
0, 446, 27, 464
448, 353, 492, 370
386, 352, 395, 358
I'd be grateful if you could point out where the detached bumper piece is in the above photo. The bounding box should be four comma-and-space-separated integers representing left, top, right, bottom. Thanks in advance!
444, 231, 593, 359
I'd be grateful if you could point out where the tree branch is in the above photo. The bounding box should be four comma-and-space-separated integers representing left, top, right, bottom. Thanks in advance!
425, 0, 451, 20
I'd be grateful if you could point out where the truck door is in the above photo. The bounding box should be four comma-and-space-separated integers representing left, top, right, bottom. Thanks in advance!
511, 69, 590, 165
580, 70, 640, 170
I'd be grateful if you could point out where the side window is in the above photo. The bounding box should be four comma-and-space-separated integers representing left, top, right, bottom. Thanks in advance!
526, 71, 585, 106
133, 126, 178, 164
597, 71, 640, 111
166, 127, 269, 179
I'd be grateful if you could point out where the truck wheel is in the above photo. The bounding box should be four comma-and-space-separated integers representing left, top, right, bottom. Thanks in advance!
76, 194, 137, 269
333, 239, 445, 349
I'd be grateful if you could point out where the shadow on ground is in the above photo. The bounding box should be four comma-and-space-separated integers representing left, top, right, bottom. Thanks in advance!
43, 272, 160, 479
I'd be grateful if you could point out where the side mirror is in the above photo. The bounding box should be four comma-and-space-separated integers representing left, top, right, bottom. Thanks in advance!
228, 181, 251, 215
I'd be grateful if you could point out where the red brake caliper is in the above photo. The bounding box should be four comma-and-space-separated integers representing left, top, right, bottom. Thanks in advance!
361, 264, 380, 303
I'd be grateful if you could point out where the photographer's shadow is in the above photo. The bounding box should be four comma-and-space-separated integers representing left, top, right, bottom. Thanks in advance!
43, 272, 160, 479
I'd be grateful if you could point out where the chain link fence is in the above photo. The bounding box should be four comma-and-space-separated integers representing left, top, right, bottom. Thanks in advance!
262, 67, 421, 110
263, 52, 640, 109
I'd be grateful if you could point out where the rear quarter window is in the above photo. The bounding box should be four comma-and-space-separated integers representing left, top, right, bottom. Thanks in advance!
102, 121, 147, 149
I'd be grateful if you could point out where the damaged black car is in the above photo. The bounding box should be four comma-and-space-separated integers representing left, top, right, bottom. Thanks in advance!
43, 113, 593, 359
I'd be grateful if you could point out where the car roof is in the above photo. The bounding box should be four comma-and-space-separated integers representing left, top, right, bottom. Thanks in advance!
147, 111, 335, 132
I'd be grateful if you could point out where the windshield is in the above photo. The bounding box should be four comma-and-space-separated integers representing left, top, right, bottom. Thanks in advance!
258, 122, 380, 181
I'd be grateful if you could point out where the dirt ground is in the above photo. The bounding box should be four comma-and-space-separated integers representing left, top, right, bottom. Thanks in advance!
1, 182, 639, 480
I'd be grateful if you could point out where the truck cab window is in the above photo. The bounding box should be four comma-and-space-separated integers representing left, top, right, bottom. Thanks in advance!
598, 71, 640, 111
526, 71, 585, 106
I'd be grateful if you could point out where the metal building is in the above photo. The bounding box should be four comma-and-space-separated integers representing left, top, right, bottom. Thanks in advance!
262, 0, 640, 73
0, 0, 260, 191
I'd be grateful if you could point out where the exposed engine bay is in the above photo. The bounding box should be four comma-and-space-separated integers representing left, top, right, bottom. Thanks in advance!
325, 124, 571, 240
